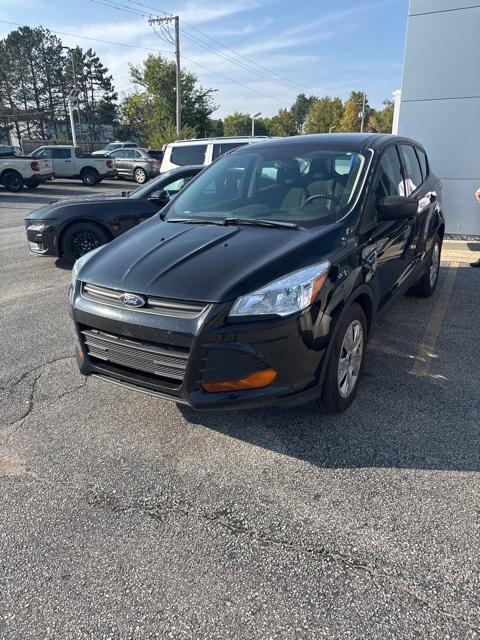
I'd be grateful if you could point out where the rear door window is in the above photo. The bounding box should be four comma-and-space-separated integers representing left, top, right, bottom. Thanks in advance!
171, 144, 207, 166
51, 148, 71, 159
415, 147, 429, 182
212, 142, 249, 160
400, 144, 423, 195
124, 150, 136, 159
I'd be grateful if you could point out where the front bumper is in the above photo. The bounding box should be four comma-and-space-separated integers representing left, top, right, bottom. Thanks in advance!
24, 172, 55, 186
25, 221, 59, 256
71, 282, 332, 410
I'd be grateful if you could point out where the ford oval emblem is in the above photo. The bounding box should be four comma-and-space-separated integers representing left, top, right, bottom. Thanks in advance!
119, 292, 146, 308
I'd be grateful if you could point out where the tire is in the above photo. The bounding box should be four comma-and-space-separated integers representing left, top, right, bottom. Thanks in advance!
134, 167, 147, 184
408, 235, 442, 298
80, 167, 100, 186
2, 170, 24, 192
26, 183, 39, 189
61, 221, 110, 263
320, 303, 367, 414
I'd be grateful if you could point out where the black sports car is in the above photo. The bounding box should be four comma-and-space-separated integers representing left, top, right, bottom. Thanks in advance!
25, 165, 202, 263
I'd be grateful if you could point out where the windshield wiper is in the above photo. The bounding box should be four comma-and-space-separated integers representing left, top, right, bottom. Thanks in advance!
223, 217, 298, 229
166, 217, 225, 225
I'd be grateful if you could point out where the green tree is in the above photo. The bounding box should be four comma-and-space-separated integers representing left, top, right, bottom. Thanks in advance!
223, 112, 251, 136
127, 54, 217, 143
368, 100, 394, 133
340, 91, 373, 132
290, 93, 316, 133
266, 108, 297, 136
304, 97, 344, 133
0, 27, 118, 142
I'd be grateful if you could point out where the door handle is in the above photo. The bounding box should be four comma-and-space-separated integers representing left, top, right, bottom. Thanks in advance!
428, 191, 437, 202
362, 249, 378, 270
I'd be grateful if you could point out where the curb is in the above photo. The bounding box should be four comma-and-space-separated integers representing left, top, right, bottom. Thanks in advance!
443, 240, 480, 253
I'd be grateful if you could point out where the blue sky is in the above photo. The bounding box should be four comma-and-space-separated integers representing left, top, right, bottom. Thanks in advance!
0, 0, 409, 117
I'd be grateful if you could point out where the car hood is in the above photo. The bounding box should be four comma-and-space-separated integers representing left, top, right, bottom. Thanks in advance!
77, 216, 338, 303
26, 195, 128, 219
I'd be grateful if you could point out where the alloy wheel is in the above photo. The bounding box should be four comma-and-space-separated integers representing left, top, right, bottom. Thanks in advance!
70, 230, 102, 260
337, 320, 364, 399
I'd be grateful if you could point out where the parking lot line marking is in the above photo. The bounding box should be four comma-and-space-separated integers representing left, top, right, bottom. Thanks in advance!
410, 261, 459, 377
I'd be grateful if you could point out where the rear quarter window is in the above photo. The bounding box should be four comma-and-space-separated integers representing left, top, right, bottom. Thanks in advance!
416, 148, 429, 181
171, 145, 207, 166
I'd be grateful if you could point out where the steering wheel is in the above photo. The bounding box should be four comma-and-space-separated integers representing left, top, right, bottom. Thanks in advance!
301, 193, 336, 209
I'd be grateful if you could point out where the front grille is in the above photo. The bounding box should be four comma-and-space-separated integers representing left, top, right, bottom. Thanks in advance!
81, 328, 189, 382
82, 283, 208, 319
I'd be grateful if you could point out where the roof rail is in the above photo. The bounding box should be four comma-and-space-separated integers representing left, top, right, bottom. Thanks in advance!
172, 135, 270, 143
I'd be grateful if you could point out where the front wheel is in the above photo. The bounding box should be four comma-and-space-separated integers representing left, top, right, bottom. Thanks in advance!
61, 221, 110, 264
81, 167, 100, 186
2, 170, 24, 192
409, 235, 442, 297
134, 168, 147, 184
320, 303, 367, 414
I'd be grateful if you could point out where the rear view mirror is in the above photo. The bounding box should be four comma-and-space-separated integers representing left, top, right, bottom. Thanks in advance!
378, 196, 418, 221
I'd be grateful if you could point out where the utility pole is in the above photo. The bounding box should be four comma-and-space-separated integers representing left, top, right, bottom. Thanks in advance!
359, 92, 366, 133
67, 89, 81, 146
149, 15, 182, 134
62, 46, 83, 142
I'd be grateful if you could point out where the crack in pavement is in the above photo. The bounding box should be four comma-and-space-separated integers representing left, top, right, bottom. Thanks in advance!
84, 490, 480, 634
0, 355, 75, 392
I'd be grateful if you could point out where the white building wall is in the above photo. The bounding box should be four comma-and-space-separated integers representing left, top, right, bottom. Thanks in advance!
398, 0, 480, 235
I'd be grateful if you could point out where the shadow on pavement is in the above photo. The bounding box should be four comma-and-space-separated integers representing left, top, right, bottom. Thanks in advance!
179, 266, 480, 473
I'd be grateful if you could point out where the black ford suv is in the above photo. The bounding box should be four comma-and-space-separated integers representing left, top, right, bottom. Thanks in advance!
70, 134, 444, 413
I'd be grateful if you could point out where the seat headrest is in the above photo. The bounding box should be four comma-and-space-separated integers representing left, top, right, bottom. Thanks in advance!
308, 158, 329, 179
277, 160, 301, 185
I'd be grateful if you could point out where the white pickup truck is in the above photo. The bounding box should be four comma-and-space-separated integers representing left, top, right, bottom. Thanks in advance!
29, 145, 117, 186
0, 154, 54, 192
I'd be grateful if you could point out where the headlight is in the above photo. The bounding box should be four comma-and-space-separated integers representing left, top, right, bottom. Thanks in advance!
229, 261, 331, 318
25, 219, 57, 230
71, 246, 103, 288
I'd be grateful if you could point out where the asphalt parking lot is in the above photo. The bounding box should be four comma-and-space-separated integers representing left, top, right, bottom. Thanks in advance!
1, 179, 479, 639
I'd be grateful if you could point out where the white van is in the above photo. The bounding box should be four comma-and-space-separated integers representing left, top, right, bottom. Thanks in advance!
160, 136, 269, 172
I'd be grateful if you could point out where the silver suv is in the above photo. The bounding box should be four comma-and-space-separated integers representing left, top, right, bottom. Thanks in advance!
107, 148, 164, 183
92, 141, 138, 157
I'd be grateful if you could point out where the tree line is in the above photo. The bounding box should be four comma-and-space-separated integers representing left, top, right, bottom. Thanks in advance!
0, 26, 117, 143
0, 26, 394, 146
120, 56, 394, 145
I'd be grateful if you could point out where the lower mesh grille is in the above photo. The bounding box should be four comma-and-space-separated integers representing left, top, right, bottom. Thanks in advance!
81, 328, 189, 382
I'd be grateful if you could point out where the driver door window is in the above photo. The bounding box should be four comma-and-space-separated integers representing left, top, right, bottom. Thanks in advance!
375, 146, 405, 200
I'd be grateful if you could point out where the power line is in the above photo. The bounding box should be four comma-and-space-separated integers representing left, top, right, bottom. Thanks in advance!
91, 0, 321, 98
85, 1, 287, 104
126, 0, 323, 96
0, 18, 171, 55
0, 16, 286, 106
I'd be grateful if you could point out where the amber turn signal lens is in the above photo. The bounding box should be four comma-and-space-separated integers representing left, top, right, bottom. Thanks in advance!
201, 368, 278, 393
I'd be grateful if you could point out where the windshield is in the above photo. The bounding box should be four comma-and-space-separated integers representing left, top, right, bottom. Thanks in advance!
105, 143, 121, 151
166, 146, 367, 228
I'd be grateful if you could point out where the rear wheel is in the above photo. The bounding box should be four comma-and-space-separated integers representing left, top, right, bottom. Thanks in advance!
61, 221, 110, 263
409, 235, 442, 297
2, 170, 24, 192
80, 167, 100, 186
134, 167, 147, 184
320, 303, 367, 414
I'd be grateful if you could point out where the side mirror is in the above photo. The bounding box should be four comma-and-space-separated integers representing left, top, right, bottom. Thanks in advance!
378, 195, 418, 221
149, 189, 169, 202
